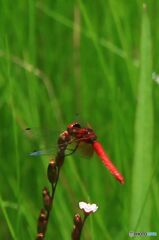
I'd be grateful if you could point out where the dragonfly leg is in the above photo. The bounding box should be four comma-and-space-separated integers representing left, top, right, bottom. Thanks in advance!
64, 142, 80, 156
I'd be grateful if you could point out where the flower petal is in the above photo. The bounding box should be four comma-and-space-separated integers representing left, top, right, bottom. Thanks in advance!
79, 201, 98, 213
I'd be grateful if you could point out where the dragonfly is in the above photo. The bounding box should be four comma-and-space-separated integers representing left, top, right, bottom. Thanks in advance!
26, 122, 125, 184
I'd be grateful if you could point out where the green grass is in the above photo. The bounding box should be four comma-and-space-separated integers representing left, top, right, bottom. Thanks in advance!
0, 1, 159, 239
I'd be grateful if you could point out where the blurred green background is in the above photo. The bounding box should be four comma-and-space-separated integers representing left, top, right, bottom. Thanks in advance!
0, 0, 159, 239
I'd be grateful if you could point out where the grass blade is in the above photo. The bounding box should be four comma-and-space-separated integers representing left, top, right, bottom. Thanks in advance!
130, 4, 153, 230
0, 196, 17, 240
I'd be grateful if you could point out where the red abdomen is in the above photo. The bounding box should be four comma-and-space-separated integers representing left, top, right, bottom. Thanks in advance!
92, 141, 124, 184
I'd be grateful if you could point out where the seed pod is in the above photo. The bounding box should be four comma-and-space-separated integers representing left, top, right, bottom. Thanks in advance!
71, 214, 83, 240
42, 187, 52, 211
36, 232, 44, 240
47, 160, 58, 183
37, 209, 48, 234
73, 214, 82, 226
55, 153, 65, 167
72, 226, 81, 240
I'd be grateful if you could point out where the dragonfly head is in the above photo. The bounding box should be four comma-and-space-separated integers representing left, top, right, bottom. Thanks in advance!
67, 122, 97, 143
67, 122, 81, 135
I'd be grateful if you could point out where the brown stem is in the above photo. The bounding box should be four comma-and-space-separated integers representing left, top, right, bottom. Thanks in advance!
71, 214, 89, 240
35, 131, 68, 239
36, 160, 60, 240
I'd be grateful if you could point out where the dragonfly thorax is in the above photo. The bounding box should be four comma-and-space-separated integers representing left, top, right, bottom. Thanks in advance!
74, 128, 97, 143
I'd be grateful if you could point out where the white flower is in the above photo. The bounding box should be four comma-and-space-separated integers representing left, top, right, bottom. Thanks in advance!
79, 202, 98, 214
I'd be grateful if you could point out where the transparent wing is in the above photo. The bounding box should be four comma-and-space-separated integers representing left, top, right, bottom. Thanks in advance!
24, 127, 61, 145
24, 127, 61, 157
25, 127, 94, 158
77, 141, 94, 158
29, 148, 55, 157
28, 144, 79, 157
66, 140, 94, 159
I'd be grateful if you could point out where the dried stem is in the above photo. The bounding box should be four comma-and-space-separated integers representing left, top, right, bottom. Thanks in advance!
35, 132, 69, 239
71, 213, 89, 240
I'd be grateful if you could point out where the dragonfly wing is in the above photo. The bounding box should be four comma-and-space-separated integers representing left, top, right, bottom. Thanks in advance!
29, 148, 56, 157
24, 127, 61, 149
24, 127, 62, 157
76, 142, 94, 158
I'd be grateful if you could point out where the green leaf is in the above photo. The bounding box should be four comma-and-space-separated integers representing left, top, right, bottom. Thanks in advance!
130, 5, 153, 231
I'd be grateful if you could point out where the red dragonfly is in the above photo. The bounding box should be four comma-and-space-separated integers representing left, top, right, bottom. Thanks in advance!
27, 122, 125, 184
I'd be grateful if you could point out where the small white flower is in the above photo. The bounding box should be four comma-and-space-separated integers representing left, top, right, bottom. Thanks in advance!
79, 201, 98, 214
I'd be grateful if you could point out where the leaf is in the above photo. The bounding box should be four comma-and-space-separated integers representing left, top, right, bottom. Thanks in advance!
130, 5, 153, 231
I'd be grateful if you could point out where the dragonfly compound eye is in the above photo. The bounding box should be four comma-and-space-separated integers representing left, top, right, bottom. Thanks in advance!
67, 122, 81, 134
72, 122, 81, 128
